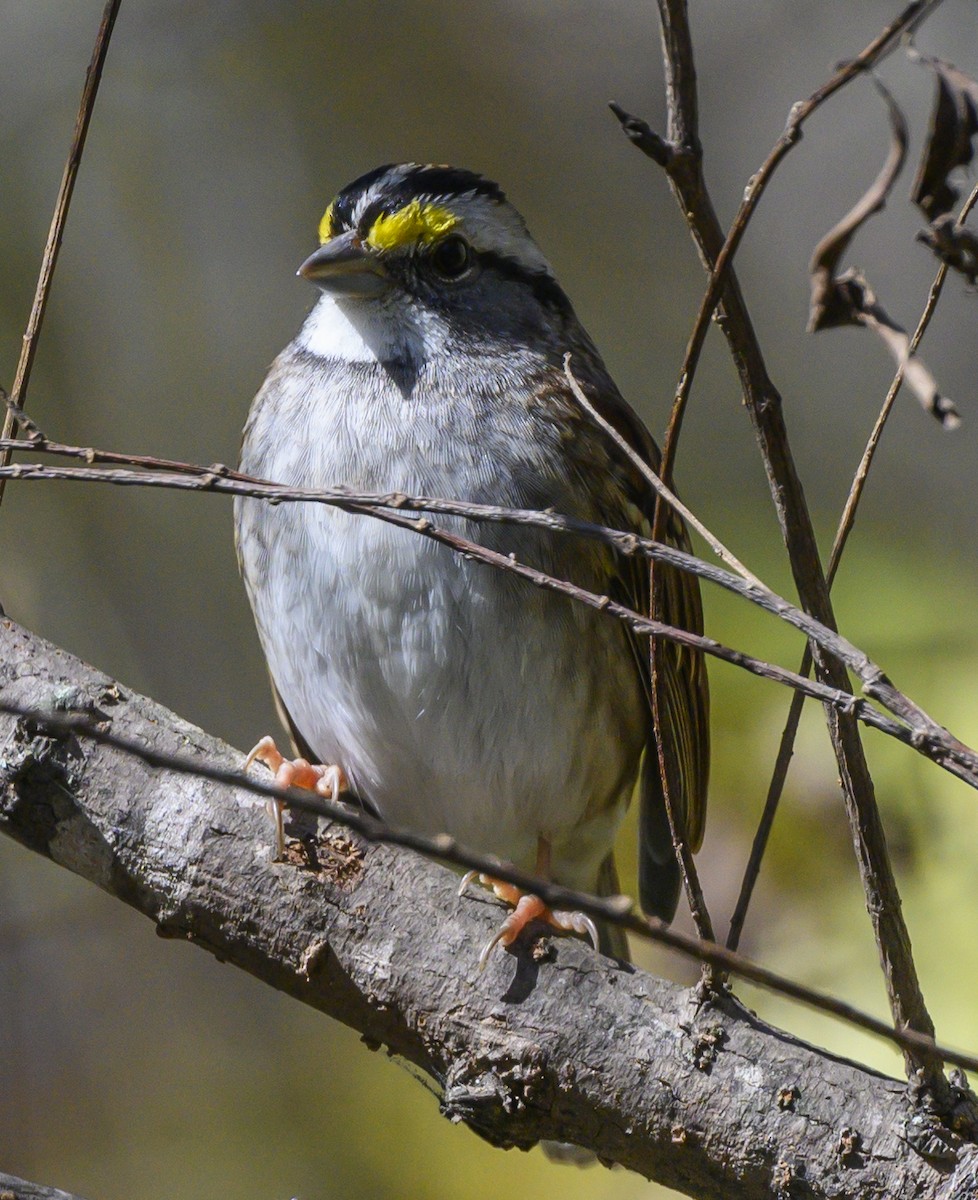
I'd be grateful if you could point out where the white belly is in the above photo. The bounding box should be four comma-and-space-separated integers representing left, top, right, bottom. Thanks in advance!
235, 342, 646, 889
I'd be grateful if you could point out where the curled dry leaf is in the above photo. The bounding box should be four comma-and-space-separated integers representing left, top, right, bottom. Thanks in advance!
917, 212, 978, 284
909, 50, 978, 221
808, 80, 958, 429
808, 79, 907, 334
827, 270, 960, 430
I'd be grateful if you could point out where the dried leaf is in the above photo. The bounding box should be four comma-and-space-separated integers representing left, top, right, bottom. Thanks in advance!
806, 79, 957, 428
809, 80, 907, 333
916, 212, 978, 284
835, 270, 960, 429
909, 51, 978, 220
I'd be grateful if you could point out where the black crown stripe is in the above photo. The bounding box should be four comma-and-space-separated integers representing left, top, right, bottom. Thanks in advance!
329, 163, 506, 238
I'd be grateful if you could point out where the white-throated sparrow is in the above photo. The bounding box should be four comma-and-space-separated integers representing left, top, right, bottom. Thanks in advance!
235, 164, 709, 960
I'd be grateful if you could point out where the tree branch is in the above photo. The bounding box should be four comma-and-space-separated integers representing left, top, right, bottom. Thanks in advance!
3, 450, 977, 789
9, 689, 977, 1075
0, 0, 121, 509
0, 1172, 92, 1200
629, 0, 943, 1091
3, 621, 978, 1198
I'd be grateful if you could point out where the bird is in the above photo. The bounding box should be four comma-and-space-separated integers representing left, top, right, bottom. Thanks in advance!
234, 163, 709, 962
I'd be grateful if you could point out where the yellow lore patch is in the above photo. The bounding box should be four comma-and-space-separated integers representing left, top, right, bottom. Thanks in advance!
365, 200, 458, 252
317, 203, 336, 245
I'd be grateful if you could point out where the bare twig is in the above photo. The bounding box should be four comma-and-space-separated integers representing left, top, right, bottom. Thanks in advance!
0, 462, 894, 709
6, 452, 978, 785
632, 0, 943, 470
0, 386, 44, 443
631, 0, 944, 1089
0, 0, 122, 509
727, 180, 978, 955
562, 357, 762, 588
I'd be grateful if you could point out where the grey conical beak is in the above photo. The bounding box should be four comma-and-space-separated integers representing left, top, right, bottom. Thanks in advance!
297, 230, 391, 297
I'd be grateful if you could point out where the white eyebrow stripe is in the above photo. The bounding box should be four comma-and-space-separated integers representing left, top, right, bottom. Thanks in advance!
445, 194, 553, 274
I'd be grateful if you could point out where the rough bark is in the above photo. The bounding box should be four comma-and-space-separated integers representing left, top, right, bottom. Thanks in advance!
1, 615, 975, 1199
0, 1173, 91, 1200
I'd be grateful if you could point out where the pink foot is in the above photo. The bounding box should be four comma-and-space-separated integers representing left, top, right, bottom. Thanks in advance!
244, 735, 348, 857
458, 871, 600, 969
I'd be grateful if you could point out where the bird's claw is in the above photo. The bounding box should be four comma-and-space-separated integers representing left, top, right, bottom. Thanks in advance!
244, 735, 348, 857
460, 876, 600, 969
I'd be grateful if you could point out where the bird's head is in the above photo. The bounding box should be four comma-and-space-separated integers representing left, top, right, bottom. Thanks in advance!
297, 164, 574, 341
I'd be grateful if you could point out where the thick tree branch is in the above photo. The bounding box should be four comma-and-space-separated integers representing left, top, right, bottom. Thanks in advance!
9, 692, 976, 1075
3, 624, 978, 1198
0, 1172, 92, 1200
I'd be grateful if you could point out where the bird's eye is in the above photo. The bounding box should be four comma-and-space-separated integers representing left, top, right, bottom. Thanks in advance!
430, 235, 472, 280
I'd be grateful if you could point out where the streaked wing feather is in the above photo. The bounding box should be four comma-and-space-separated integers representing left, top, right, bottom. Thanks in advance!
581, 378, 710, 919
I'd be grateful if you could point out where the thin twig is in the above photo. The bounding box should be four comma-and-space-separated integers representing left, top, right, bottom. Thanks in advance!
638, 0, 943, 1087
0, 463, 885, 709
4, 696, 976, 1077
4, 452, 978, 781
726, 180, 978, 955
562, 356, 762, 587
0, 387, 44, 444
659, 0, 942, 479
0, 0, 122, 509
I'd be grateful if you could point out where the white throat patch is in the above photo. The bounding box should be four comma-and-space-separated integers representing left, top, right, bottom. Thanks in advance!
297, 292, 434, 363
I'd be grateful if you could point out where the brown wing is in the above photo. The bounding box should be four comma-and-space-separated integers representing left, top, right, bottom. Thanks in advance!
581, 379, 710, 922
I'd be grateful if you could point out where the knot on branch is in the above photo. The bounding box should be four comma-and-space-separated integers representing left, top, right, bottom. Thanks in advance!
441, 1050, 550, 1149
836, 1126, 865, 1169
687, 1023, 728, 1073
910, 1067, 978, 1149
901, 1110, 961, 1168
608, 102, 702, 175
3, 714, 91, 859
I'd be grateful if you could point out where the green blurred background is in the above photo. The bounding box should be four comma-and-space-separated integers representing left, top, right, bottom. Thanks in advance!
2, 2, 978, 1197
